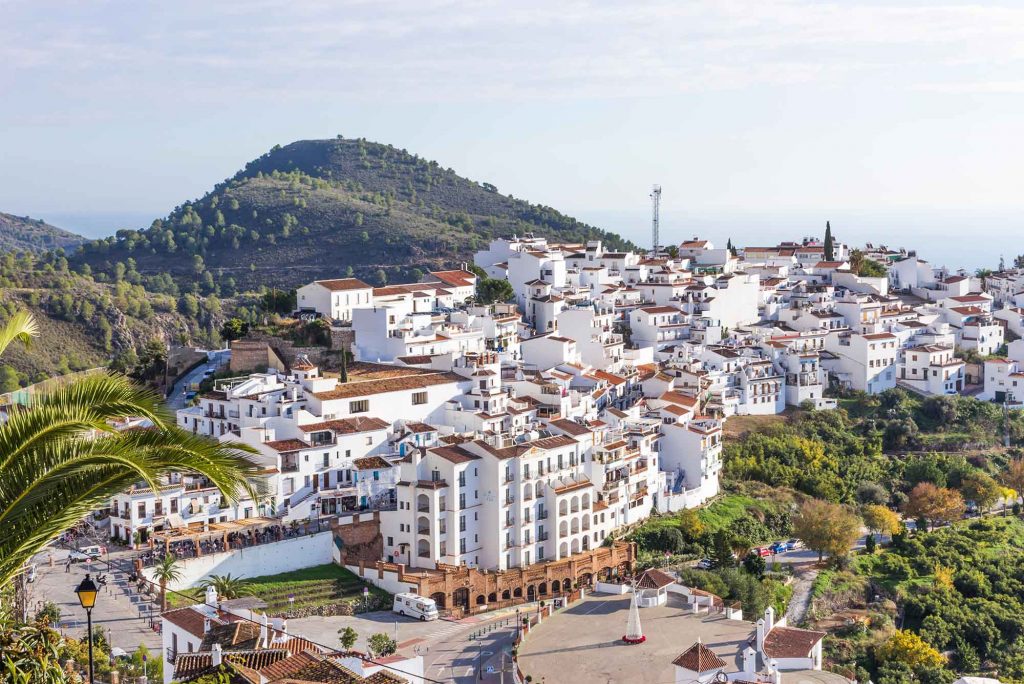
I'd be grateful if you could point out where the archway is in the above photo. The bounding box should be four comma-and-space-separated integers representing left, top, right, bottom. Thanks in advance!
538, 582, 547, 596
578, 572, 593, 587
600, 566, 613, 580
476, 594, 486, 606
571, 538, 580, 554
513, 587, 523, 598
488, 592, 497, 603
430, 592, 446, 609
561, 578, 571, 592
527, 585, 536, 601
453, 588, 469, 610
501, 589, 511, 600
559, 541, 568, 558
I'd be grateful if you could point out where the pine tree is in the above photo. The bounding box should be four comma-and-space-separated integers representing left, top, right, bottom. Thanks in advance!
824, 221, 834, 261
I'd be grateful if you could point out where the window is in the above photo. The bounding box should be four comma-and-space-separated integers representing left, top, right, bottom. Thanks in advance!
349, 400, 369, 414
323, 453, 330, 468
412, 391, 428, 405
387, 536, 393, 546
137, 502, 145, 518
170, 498, 178, 514
366, 436, 373, 446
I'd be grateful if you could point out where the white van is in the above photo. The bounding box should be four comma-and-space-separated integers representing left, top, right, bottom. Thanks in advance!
393, 593, 439, 621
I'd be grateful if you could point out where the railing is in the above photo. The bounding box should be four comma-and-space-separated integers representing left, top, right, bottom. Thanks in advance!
538, 510, 548, 519
282, 463, 299, 473
166, 648, 177, 665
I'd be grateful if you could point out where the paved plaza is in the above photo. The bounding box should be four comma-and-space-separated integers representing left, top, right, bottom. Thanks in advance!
517, 593, 755, 684
27, 547, 162, 654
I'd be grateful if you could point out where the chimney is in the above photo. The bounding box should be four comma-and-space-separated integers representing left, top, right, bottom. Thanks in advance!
203, 618, 211, 634
742, 646, 757, 674
756, 618, 765, 651
771, 660, 781, 684
764, 605, 775, 632
211, 643, 222, 667
205, 585, 218, 607
259, 613, 269, 646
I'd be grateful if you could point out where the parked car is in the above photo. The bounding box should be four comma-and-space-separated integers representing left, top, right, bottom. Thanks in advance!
769, 542, 788, 555
753, 547, 772, 558
696, 558, 713, 570
69, 545, 105, 562
786, 539, 800, 550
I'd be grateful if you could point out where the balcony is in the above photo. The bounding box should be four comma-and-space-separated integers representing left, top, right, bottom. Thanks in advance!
538, 532, 549, 541
538, 510, 549, 519
166, 648, 177, 665
282, 462, 299, 473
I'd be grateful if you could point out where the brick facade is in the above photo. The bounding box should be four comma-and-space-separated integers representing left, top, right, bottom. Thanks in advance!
332, 513, 385, 565
352, 541, 636, 616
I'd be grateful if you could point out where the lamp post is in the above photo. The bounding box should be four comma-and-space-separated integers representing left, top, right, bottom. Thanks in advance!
515, 608, 521, 640
75, 574, 99, 684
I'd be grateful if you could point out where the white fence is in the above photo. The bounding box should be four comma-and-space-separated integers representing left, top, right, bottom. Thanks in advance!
143, 531, 335, 590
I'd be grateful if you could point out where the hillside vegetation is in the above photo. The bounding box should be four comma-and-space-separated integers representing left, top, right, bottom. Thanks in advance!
0, 250, 222, 384
0, 212, 84, 254
71, 137, 636, 292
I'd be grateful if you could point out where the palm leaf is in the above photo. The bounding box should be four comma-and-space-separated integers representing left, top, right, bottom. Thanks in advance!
0, 370, 261, 588
0, 311, 37, 358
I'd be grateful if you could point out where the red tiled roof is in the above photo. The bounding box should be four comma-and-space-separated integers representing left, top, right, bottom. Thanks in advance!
672, 641, 726, 672
636, 568, 675, 589
299, 417, 389, 434
353, 456, 392, 470
314, 278, 372, 291
762, 626, 826, 658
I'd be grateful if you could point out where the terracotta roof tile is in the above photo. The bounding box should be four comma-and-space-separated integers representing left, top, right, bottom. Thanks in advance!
672, 641, 726, 672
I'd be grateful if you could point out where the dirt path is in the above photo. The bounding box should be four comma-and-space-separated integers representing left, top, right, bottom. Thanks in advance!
785, 567, 818, 626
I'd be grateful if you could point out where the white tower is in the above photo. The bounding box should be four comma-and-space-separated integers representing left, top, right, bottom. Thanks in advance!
622, 582, 646, 643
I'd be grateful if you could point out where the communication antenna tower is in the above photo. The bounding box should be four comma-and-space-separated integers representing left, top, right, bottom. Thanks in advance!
650, 184, 662, 255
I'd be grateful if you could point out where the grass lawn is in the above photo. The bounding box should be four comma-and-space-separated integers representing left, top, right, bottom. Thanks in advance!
167, 564, 388, 612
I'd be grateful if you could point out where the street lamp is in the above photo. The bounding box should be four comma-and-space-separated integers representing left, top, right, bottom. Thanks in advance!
515, 608, 521, 640
75, 574, 99, 684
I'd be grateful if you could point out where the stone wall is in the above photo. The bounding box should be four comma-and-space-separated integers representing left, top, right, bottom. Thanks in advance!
332, 512, 384, 565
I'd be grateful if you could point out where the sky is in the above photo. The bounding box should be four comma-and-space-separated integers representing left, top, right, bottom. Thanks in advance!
2, 0, 1023, 270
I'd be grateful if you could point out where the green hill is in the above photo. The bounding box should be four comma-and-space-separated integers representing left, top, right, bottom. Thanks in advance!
71, 137, 636, 292
0, 212, 85, 254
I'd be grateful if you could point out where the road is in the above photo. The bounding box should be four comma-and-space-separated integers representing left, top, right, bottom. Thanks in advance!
292, 605, 527, 683
166, 349, 229, 410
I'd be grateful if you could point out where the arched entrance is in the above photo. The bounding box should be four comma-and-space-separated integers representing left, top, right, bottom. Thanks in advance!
488, 592, 497, 603
513, 587, 523, 598
452, 588, 470, 611
527, 585, 536, 601
538, 582, 548, 596
501, 589, 511, 600
578, 572, 593, 588
430, 592, 446, 609
476, 594, 486, 606
561, 578, 571, 592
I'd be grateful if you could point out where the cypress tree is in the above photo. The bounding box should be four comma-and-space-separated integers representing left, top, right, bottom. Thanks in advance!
824, 221, 834, 261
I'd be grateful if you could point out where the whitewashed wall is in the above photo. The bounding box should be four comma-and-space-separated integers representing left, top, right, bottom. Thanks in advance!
345, 564, 418, 596
144, 531, 335, 590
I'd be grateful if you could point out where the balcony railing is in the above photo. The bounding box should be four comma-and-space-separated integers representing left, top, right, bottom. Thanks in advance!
538, 510, 548, 519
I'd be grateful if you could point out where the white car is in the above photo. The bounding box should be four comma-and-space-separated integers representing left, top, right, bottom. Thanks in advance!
69, 545, 105, 562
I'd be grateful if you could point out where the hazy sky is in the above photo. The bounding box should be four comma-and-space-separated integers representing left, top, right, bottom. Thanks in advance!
1, 0, 1022, 266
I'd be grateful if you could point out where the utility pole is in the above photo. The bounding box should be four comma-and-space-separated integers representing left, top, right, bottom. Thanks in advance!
650, 185, 662, 256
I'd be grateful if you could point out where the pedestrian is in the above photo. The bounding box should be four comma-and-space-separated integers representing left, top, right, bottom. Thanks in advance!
65, 558, 71, 573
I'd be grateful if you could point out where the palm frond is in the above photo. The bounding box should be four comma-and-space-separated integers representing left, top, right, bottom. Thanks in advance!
0, 310, 37, 358
0, 373, 262, 588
